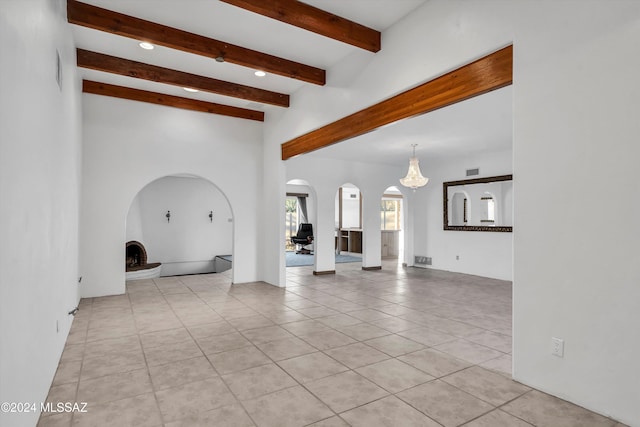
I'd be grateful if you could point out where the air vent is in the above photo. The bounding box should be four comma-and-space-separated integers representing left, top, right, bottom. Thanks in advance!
350, 194, 357, 198
414, 256, 432, 266
466, 168, 479, 177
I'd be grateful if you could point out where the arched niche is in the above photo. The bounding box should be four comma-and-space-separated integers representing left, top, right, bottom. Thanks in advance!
126, 174, 234, 278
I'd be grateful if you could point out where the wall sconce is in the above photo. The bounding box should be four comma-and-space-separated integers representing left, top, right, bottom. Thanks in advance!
209, 211, 213, 222
166, 210, 171, 223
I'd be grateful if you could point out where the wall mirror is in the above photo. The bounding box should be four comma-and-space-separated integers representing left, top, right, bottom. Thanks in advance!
443, 174, 513, 232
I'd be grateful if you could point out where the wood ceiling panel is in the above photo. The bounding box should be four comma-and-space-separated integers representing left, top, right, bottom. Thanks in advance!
83, 80, 264, 121
68, 0, 326, 85
220, 0, 381, 52
281, 45, 513, 160
77, 49, 290, 107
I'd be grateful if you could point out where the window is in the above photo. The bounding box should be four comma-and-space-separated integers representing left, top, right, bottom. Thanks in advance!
285, 196, 299, 251
381, 198, 402, 230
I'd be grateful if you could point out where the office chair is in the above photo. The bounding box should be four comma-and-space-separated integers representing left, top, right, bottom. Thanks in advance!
291, 223, 314, 254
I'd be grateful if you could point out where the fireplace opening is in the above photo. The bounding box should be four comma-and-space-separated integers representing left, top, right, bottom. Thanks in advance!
125, 241, 161, 279
126, 241, 147, 269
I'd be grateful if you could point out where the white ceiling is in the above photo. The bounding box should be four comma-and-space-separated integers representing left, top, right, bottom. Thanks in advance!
70, 0, 512, 167
307, 85, 513, 167
71, 0, 426, 111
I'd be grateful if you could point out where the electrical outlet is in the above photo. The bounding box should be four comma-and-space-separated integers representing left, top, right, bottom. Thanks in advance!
551, 337, 564, 357
456, 255, 460, 260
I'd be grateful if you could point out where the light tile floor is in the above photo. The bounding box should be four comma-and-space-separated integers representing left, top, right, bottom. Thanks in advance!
39, 261, 627, 427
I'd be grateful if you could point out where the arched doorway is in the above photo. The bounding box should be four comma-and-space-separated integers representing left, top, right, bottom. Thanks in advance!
380, 186, 404, 266
125, 175, 233, 279
285, 179, 316, 270
335, 183, 363, 269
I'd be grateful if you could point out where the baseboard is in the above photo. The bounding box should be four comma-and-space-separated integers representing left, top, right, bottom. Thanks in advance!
362, 266, 382, 271
313, 270, 336, 275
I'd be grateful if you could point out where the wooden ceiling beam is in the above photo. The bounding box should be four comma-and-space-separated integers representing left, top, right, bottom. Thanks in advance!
77, 49, 289, 107
82, 80, 264, 121
220, 0, 381, 52
67, 0, 325, 85
281, 45, 513, 160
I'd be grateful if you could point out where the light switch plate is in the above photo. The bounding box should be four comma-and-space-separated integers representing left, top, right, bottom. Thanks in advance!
552, 337, 564, 357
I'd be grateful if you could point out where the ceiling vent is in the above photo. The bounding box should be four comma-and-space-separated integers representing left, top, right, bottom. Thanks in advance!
466, 168, 479, 177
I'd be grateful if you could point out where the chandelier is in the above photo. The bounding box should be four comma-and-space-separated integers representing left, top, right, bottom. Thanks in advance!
399, 144, 429, 191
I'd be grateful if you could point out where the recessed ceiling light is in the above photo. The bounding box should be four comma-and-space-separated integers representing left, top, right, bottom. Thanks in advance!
183, 87, 199, 93
254, 70, 266, 77
139, 42, 154, 50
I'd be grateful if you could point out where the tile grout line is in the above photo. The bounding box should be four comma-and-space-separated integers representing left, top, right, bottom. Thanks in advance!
161, 275, 271, 426
51, 264, 536, 427
138, 278, 168, 427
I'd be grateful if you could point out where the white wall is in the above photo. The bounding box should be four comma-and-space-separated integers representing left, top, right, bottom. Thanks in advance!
81, 95, 262, 297
263, 1, 640, 424
0, 1, 82, 426
414, 149, 513, 281
126, 176, 233, 276
126, 193, 145, 244
512, 2, 640, 425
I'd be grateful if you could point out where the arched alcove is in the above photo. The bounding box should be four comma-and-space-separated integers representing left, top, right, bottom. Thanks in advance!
126, 174, 234, 279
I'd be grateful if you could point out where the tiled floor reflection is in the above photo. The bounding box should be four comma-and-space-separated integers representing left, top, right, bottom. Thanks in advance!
39, 262, 626, 427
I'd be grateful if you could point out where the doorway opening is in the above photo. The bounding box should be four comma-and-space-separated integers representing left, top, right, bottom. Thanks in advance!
285, 179, 316, 268
335, 183, 363, 267
381, 186, 404, 264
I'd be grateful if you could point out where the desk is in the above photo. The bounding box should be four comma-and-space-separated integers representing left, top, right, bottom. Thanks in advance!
338, 229, 362, 254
